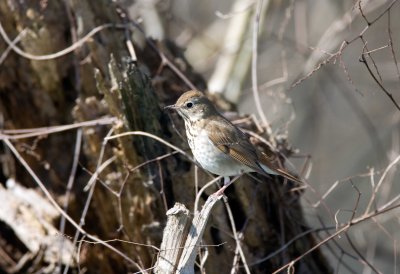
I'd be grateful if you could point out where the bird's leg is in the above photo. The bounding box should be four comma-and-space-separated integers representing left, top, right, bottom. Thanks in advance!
213, 175, 241, 196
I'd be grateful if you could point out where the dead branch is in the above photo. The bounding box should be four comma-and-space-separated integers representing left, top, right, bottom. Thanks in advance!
155, 195, 222, 274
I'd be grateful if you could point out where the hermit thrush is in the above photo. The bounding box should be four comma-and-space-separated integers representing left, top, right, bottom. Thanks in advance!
165, 90, 302, 194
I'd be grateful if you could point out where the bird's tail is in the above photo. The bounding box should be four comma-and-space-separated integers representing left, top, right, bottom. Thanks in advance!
275, 168, 304, 185
259, 152, 304, 185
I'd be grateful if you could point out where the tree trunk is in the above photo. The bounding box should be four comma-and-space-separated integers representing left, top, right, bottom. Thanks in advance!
0, 1, 331, 273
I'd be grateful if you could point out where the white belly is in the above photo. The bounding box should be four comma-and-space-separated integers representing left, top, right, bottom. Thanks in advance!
188, 129, 253, 177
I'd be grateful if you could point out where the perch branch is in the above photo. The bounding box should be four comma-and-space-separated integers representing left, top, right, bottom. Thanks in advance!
177, 195, 222, 273
155, 195, 222, 274
154, 204, 190, 274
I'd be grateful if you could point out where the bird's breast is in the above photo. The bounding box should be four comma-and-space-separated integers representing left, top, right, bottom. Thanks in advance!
185, 123, 252, 176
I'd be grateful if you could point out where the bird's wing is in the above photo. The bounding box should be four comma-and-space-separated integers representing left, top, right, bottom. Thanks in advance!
206, 116, 266, 174
207, 116, 303, 184
259, 152, 303, 184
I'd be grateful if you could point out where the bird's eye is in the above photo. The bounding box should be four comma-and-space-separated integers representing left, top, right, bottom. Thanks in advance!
186, 102, 193, 108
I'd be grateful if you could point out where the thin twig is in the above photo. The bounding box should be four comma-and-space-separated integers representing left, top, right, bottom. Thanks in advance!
58, 129, 83, 270
0, 28, 26, 65
251, 0, 272, 135
387, 8, 400, 82
360, 46, 400, 111
105, 131, 193, 161
2, 138, 143, 270
249, 225, 333, 266
0, 117, 117, 140
271, 202, 400, 274
194, 176, 223, 212
293, 0, 399, 90
365, 155, 400, 214
360, 36, 384, 84
127, 20, 198, 91
0, 22, 126, 60
358, 0, 371, 25
223, 197, 251, 274
345, 233, 381, 274
64, 128, 117, 274
369, 0, 399, 25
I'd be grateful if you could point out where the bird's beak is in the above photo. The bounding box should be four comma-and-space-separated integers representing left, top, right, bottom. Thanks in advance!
164, 104, 178, 111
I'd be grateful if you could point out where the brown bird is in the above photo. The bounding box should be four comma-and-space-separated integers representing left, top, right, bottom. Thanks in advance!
165, 90, 302, 195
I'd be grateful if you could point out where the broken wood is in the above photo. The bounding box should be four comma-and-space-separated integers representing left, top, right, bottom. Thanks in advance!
155, 195, 221, 274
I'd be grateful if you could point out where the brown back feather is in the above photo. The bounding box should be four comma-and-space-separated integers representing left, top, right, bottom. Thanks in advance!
206, 115, 266, 174
206, 115, 303, 184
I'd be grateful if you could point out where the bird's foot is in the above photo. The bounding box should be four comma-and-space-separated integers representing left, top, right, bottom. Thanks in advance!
213, 184, 229, 196
212, 175, 241, 196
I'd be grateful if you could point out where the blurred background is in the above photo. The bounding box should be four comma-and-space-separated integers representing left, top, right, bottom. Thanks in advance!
1, 0, 399, 273
162, 0, 400, 273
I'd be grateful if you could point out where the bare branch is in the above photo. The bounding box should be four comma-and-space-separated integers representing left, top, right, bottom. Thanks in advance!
251, 0, 272, 135
0, 22, 123, 61
2, 139, 143, 270
359, 46, 400, 112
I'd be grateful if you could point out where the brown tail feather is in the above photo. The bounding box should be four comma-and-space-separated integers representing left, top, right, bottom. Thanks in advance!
276, 168, 304, 185
259, 152, 303, 185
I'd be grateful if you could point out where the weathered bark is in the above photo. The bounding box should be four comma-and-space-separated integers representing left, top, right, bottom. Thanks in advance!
0, 1, 331, 274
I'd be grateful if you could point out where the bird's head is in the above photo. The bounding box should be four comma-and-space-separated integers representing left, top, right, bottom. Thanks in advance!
165, 90, 216, 122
